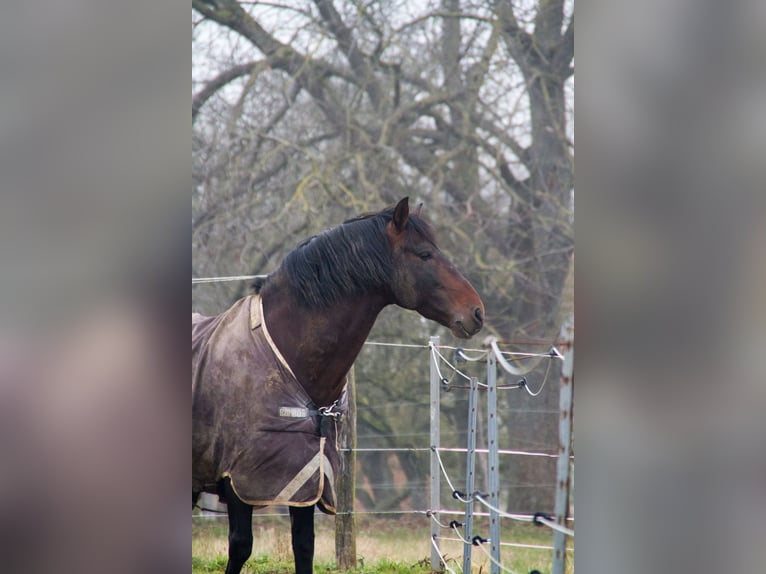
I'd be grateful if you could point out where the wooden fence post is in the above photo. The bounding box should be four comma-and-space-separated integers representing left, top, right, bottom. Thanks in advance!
335, 365, 357, 569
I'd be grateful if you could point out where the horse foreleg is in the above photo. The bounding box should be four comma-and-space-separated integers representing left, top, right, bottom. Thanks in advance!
289, 505, 315, 574
220, 478, 253, 574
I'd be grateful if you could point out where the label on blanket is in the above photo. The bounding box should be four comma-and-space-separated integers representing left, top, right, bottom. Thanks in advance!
279, 406, 311, 418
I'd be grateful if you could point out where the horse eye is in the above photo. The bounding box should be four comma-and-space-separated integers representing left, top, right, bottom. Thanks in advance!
418, 252, 432, 261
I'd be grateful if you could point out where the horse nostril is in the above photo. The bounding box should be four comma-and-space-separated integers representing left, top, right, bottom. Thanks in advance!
473, 307, 484, 326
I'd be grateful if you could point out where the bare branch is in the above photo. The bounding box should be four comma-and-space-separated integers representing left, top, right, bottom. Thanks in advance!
494, 0, 534, 68
192, 61, 262, 123
251, 83, 302, 155
193, 0, 349, 129
464, 19, 500, 96
313, 0, 384, 109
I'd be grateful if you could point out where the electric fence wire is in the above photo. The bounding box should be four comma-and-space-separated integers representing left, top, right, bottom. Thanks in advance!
474, 494, 574, 537
427, 511, 455, 529
192, 279, 574, 558
342, 446, 563, 459
454, 347, 489, 362
430, 535, 460, 574
431, 447, 474, 503
192, 274, 265, 284
488, 336, 559, 378
430, 342, 555, 392
430, 343, 474, 383
433, 531, 521, 574
472, 536, 522, 574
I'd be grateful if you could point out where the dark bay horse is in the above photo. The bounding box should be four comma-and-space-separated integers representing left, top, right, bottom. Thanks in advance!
192, 197, 484, 574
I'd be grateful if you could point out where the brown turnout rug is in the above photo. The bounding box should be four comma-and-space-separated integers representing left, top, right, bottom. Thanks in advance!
192, 295, 345, 513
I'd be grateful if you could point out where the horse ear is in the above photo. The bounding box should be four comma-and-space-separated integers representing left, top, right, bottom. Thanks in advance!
393, 197, 409, 232
413, 202, 423, 217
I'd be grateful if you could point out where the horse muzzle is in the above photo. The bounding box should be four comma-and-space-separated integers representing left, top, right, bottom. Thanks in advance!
451, 306, 484, 339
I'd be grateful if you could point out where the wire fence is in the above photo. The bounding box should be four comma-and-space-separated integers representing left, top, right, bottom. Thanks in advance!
192, 276, 574, 572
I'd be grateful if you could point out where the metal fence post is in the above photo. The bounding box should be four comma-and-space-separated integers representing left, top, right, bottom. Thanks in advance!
429, 336, 442, 570
552, 318, 574, 574
462, 376, 479, 574
487, 350, 501, 573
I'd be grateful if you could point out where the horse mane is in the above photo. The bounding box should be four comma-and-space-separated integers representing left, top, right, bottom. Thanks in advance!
259, 205, 435, 308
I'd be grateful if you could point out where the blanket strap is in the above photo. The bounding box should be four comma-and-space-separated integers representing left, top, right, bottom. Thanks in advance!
252, 295, 299, 382
279, 399, 342, 440
278, 399, 341, 419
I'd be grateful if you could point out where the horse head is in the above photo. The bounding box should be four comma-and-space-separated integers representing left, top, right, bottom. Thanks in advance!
385, 197, 484, 339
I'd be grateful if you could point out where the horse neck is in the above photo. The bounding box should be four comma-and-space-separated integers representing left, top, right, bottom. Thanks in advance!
261, 283, 390, 407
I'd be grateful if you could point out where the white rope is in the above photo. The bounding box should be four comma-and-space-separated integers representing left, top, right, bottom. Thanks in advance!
430, 535, 460, 574
436, 508, 573, 522
436, 509, 491, 517
363, 341, 430, 349
520, 358, 553, 397
474, 495, 567, 523
192, 274, 266, 284
336, 509, 428, 516
437, 535, 467, 543
440, 534, 574, 554
428, 512, 454, 529
440, 344, 555, 359
437, 344, 489, 354
341, 447, 431, 453
437, 446, 562, 459
430, 344, 474, 382
455, 348, 489, 362
474, 494, 574, 537
498, 350, 560, 359
522, 380, 547, 397
549, 346, 564, 359
473, 495, 537, 522
429, 347, 450, 384
473, 538, 522, 574
535, 515, 575, 537
432, 351, 531, 391
433, 449, 576, 535
499, 541, 573, 552
432, 448, 473, 503
194, 506, 574, 526
488, 336, 545, 376
450, 522, 472, 545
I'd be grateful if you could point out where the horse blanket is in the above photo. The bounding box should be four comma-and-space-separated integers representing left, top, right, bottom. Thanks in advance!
192, 295, 346, 514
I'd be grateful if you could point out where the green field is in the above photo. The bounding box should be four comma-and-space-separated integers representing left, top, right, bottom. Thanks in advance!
192, 513, 573, 573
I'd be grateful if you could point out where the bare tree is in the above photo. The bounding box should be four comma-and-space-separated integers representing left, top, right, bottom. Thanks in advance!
193, 0, 573, 512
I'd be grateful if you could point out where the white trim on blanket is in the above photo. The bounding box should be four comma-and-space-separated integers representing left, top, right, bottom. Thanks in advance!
251, 295, 299, 382
221, 436, 337, 513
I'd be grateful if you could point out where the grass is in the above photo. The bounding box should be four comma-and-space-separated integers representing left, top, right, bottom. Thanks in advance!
192, 555, 432, 574
192, 512, 573, 573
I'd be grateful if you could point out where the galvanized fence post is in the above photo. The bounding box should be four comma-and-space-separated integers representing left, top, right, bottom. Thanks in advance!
487, 350, 501, 574
552, 318, 574, 574
429, 336, 442, 571
462, 376, 479, 574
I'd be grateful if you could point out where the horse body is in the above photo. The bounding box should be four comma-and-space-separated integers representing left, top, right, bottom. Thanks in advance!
193, 197, 483, 574
192, 295, 343, 512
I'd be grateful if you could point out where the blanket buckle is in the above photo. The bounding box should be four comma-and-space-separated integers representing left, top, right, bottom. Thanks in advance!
318, 400, 342, 419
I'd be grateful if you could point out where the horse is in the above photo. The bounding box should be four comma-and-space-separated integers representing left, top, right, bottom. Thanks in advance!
192, 197, 484, 574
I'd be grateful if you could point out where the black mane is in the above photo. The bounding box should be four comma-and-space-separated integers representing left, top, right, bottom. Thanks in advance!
260, 205, 435, 308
